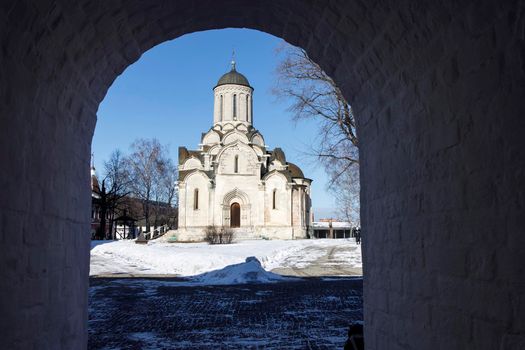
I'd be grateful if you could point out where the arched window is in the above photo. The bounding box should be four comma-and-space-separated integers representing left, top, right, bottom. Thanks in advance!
194, 188, 199, 210
245, 94, 249, 121
234, 155, 239, 173
233, 94, 237, 120
272, 189, 277, 210
220, 95, 223, 121
250, 95, 253, 122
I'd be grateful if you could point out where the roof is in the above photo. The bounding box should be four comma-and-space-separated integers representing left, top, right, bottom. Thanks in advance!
178, 147, 203, 165
312, 221, 353, 229
178, 169, 214, 182
287, 162, 304, 178
270, 148, 286, 163
215, 65, 251, 88
91, 173, 100, 193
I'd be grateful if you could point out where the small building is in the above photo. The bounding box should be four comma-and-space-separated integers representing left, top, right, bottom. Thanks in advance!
90, 163, 112, 239
312, 219, 355, 239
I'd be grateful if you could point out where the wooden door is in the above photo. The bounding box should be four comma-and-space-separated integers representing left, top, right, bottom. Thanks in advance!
230, 202, 240, 228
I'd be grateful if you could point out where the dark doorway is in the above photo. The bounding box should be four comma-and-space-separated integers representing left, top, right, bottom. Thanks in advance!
230, 202, 240, 228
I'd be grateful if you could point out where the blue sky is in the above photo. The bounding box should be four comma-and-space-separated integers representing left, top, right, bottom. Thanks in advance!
93, 28, 336, 218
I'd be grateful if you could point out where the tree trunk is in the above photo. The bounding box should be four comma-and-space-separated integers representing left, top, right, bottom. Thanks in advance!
99, 205, 107, 240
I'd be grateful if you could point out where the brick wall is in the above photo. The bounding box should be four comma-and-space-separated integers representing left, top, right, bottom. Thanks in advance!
0, 1, 523, 349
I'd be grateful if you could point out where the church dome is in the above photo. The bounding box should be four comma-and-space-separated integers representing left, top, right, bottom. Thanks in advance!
215, 63, 251, 88
287, 162, 305, 178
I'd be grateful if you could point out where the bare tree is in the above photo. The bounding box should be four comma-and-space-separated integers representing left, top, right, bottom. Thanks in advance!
125, 138, 167, 232
274, 44, 360, 222
333, 167, 360, 227
160, 158, 178, 227
103, 149, 130, 238
94, 149, 130, 239
125, 138, 177, 232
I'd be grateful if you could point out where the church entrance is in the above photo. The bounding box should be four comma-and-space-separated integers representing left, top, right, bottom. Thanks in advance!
230, 202, 241, 228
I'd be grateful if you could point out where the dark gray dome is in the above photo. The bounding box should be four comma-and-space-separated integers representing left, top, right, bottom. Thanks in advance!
215, 67, 251, 88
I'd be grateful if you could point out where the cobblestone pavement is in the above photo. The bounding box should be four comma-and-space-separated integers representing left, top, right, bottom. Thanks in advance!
89, 277, 363, 349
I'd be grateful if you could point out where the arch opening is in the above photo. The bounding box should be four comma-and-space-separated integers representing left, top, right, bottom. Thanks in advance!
2, 2, 520, 350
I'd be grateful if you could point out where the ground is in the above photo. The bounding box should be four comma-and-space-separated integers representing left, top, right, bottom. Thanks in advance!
89, 277, 363, 349
90, 238, 362, 277
89, 238, 363, 349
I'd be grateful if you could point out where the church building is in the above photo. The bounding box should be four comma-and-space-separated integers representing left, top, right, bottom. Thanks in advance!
176, 61, 312, 241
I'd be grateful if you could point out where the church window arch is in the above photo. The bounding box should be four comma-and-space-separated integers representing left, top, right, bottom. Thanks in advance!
194, 188, 199, 210
272, 189, 277, 210
233, 94, 237, 120
220, 95, 223, 121
234, 155, 239, 173
250, 95, 253, 122
245, 94, 249, 121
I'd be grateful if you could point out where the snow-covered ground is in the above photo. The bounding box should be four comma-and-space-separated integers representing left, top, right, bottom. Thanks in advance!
90, 238, 362, 281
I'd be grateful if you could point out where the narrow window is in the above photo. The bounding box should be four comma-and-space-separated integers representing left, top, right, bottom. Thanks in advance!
234, 155, 239, 173
246, 95, 249, 121
220, 95, 223, 121
194, 188, 199, 210
272, 189, 277, 210
233, 94, 237, 120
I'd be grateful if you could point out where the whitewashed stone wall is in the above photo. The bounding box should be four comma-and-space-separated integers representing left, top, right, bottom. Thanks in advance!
264, 173, 291, 226
178, 172, 211, 229
213, 84, 253, 125
1, 1, 523, 349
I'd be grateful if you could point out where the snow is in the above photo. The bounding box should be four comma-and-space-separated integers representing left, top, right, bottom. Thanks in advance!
90, 238, 362, 282
189, 257, 295, 285
332, 248, 362, 268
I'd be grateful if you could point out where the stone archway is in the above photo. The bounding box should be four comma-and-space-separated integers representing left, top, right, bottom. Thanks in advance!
222, 188, 250, 227
1, 2, 524, 349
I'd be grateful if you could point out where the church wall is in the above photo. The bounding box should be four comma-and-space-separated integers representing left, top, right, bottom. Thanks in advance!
222, 131, 249, 145
214, 173, 260, 228
180, 173, 211, 229
264, 174, 291, 226
213, 85, 252, 124
254, 226, 294, 240
202, 131, 220, 145
213, 94, 219, 124
288, 184, 312, 239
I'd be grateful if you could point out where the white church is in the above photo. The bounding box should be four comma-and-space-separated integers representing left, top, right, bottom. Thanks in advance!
176, 61, 312, 241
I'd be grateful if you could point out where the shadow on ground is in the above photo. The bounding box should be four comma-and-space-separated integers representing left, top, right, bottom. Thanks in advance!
89, 276, 363, 349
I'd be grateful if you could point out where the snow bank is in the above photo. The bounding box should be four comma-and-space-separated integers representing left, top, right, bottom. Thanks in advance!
190, 257, 294, 285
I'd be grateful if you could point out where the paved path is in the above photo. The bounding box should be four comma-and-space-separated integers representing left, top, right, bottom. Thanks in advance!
271, 244, 363, 277
88, 277, 363, 349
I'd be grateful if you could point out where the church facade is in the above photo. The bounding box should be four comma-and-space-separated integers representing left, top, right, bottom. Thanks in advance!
176, 62, 312, 241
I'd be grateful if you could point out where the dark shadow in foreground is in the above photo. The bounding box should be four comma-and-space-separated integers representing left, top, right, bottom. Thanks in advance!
89, 276, 363, 349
